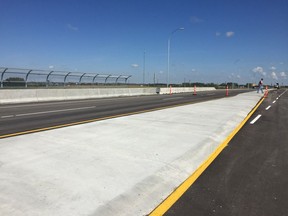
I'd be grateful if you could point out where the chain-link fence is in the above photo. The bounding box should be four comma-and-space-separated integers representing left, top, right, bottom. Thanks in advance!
0, 67, 132, 88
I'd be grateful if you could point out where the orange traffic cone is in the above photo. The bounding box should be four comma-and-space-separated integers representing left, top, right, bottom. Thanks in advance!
264, 86, 268, 98
193, 84, 197, 95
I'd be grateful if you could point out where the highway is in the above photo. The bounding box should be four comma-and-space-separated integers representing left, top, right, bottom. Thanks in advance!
0, 89, 250, 137
0, 89, 265, 216
165, 89, 288, 216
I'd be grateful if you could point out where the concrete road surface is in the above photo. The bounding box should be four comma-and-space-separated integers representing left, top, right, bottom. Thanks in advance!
0, 91, 263, 216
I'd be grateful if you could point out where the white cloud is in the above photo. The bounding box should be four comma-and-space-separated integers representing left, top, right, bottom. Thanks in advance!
226, 31, 235, 38
252, 66, 266, 76
49, 65, 54, 69
270, 66, 276, 70
215, 32, 221, 37
131, 64, 139, 68
271, 71, 278, 80
252, 66, 263, 73
280, 72, 287, 78
67, 24, 79, 31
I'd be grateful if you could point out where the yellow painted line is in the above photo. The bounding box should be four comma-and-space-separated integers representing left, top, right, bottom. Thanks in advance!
0, 100, 201, 139
149, 97, 266, 216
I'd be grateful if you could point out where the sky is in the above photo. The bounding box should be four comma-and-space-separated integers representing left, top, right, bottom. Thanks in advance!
0, 0, 287, 85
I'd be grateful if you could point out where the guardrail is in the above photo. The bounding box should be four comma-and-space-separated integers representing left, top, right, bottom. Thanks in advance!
0, 67, 132, 88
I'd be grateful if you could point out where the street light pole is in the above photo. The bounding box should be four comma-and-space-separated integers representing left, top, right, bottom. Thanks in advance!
143, 50, 146, 84
167, 27, 184, 88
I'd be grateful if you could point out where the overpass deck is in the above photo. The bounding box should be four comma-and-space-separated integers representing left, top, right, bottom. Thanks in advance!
0, 91, 263, 216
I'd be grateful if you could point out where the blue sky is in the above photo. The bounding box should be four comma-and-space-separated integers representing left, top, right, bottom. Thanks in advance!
0, 0, 287, 84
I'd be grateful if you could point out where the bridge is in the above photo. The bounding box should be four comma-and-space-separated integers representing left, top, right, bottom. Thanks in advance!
0, 87, 287, 216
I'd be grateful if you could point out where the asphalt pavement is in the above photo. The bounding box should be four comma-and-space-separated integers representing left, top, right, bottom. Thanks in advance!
0, 89, 249, 137
165, 89, 288, 216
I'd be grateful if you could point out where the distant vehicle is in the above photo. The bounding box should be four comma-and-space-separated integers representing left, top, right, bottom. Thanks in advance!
251, 83, 258, 89
274, 83, 280, 89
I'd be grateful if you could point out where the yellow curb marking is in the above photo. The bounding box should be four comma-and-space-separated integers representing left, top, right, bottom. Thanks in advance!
149, 97, 265, 215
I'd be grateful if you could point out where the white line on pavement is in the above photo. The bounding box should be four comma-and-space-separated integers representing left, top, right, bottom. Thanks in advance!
250, 114, 262, 124
0, 115, 14, 119
272, 100, 276, 103
15, 106, 96, 117
265, 105, 271, 110
0, 96, 133, 109
279, 89, 288, 97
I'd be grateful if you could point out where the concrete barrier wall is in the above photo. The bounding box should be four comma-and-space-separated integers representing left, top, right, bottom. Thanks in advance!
159, 87, 216, 94
0, 88, 157, 104
0, 87, 216, 104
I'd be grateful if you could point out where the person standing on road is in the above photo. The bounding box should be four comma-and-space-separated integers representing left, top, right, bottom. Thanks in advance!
257, 78, 264, 93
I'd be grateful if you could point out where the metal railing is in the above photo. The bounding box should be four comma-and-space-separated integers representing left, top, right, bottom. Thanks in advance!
0, 67, 132, 88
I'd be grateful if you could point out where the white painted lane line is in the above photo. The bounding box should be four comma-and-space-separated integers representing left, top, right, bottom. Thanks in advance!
250, 114, 262, 124
0, 97, 129, 109
15, 106, 96, 117
276, 97, 279, 100
272, 100, 276, 103
265, 105, 271, 110
1, 115, 14, 119
0, 102, 93, 109
279, 89, 288, 97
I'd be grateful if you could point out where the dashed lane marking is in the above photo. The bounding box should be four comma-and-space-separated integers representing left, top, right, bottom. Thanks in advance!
1, 115, 14, 119
250, 114, 262, 124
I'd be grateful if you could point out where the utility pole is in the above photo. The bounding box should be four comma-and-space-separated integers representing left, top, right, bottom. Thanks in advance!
143, 50, 146, 84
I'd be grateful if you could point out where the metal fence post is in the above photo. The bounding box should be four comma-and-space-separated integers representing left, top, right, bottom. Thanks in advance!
1, 68, 8, 88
